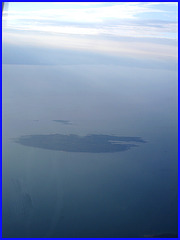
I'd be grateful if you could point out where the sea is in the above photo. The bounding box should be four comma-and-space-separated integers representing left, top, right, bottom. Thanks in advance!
2, 64, 178, 238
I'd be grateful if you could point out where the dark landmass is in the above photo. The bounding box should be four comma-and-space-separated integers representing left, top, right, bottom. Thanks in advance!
53, 120, 72, 125
15, 134, 145, 153
144, 233, 178, 238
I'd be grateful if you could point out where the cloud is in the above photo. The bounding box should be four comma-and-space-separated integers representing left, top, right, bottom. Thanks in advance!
3, 31, 177, 62
146, 2, 178, 7
2, 2, 178, 64
4, 17, 177, 40
3, 2, 177, 40
4, 3, 165, 23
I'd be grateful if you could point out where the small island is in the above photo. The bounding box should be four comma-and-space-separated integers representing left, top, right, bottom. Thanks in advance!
53, 120, 71, 125
15, 134, 146, 153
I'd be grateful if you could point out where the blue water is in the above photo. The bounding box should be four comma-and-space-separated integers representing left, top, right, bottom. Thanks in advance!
2, 64, 178, 237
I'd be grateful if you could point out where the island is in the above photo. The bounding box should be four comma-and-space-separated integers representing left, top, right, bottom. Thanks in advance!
14, 134, 146, 153
53, 120, 71, 125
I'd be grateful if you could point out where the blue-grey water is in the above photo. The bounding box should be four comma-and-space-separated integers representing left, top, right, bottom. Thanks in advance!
2, 64, 178, 238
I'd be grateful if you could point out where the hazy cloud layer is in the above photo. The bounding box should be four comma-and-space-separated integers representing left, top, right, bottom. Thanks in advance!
2, 2, 178, 64
3, 31, 177, 62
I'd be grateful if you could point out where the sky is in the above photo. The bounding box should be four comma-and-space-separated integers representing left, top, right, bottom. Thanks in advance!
2, 2, 178, 67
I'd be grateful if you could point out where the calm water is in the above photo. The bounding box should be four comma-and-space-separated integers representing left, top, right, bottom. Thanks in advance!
2, 64, 178, 238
